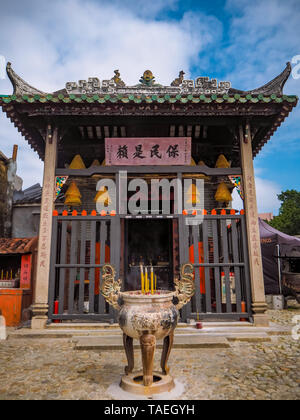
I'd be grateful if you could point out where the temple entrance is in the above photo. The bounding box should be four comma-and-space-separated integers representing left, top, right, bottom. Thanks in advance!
124, 219, 174, 292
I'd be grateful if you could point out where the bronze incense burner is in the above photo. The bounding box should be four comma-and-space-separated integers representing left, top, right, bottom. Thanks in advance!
101, 263, 195, 395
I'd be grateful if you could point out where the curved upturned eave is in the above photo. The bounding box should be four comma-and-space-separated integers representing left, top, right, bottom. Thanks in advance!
229, 62, 292, 96
6, 62, 47, 97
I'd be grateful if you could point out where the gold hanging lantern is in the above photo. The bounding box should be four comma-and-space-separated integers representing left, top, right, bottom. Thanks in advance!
90, 159, 101, 167
215, 182, 232, 203
94, 187, 112, 207
64, 181, 82, 207
186, 184, 201, 204
198, 160, 206, 166
69, 154, 86, 169
215, 154, 230, 168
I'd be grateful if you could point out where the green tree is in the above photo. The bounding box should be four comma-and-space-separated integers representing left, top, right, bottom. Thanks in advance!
268, 190, 300, 235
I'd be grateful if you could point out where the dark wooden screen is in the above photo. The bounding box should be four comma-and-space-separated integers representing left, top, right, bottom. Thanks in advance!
48, 215, 120, 322
179, 213, 252, 321
48, 211, 251, 322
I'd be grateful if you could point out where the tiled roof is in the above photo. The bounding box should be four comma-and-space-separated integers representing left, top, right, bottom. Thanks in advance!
13, 183, 42, 204
0, 93, 297, 105
13, 183, 65, 205
0, 237, 38, 254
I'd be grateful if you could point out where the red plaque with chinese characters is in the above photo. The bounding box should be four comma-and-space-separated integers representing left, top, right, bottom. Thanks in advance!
20, 254, 32, 289
105, 137, 191, 166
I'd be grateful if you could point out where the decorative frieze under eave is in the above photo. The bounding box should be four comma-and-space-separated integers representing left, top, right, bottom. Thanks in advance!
0, 96, 297, 161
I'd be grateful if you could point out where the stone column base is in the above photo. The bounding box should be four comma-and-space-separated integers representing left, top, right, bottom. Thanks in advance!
31, 316, 48, 330
31, 303, 49, 329
252, 301, 269, 327
252, 313, 269, 327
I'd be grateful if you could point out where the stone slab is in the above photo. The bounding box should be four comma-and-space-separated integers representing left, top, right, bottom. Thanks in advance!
226, 332, 272, 343
9, 323, 291, 342
46, 321, 253, 330
73, 334, 231, 350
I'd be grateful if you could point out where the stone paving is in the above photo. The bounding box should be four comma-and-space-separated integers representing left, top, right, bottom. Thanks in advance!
0, 303, 299, 400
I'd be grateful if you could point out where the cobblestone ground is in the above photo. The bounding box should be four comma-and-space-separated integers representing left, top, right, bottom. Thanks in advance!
0, 304, 299, 400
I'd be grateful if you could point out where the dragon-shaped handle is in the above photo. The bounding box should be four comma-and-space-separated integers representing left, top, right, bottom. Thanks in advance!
101, 263, 194, 311
101, 264, 122, 310
174, 263, 195, 310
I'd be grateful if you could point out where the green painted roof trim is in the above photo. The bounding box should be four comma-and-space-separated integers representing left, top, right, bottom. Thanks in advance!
0, 94, 298, 105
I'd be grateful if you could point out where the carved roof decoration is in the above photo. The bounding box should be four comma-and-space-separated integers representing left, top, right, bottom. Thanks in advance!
64, 70, 231, 96
0, 62, 297, 162
3, 62, 293, 99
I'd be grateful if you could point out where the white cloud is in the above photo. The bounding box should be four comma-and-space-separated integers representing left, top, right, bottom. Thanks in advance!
0, 0, 222, 187
0, 0, 221, 92
256, 177, 282, 214
232, 176, 281, 215
224, 0, 300, 93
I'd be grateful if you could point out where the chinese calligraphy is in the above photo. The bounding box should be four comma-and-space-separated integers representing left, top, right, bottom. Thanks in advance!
245, 175, 261, 267
150, 144, 162, 159
116, 144, 180, 160
20, 255, 32, 289
166, 144, 179, 158
117, 145, 128, 159
105, 137, 191, 166
38, 181, 54, 270
133, 145, 146, 159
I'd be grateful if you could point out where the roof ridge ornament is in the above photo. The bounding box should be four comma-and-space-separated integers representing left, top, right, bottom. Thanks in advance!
139, 70, 156, 86
5, 62, 292, 97
6, 62, 47, 97
171, 71, 185, 87
111, 70, 125, 87
65, 70, 231, 95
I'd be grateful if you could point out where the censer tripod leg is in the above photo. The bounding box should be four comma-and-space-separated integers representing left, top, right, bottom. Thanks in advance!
161, 331, 174, 375
140, 332, 156, 386
123, 333, 134, 375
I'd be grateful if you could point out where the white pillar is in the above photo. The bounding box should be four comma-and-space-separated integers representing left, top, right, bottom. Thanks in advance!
239, 124, 269, 327
31, 126, 58, 329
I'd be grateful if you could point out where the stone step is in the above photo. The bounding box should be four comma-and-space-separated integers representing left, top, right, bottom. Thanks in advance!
9, 323, 290, 341
46, 322, 120, 330
73, 334, 231, 350
225, 332, 272, 343
46, 321, 253, 330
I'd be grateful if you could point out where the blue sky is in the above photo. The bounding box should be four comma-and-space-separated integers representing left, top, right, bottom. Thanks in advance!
0, 0, 299, 214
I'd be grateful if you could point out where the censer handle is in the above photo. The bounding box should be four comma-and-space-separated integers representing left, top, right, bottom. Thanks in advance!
173, 263, 195, 310
101, 264, 122, 310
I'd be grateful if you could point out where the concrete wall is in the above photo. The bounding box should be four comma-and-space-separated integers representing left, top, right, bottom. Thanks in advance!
12, 206, 40, 238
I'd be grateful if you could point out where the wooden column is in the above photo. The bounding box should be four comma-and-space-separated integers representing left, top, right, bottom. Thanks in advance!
31, 126, 58, 329
239, 124, 269, 326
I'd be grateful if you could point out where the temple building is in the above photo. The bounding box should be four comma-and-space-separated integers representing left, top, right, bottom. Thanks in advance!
0, 62, 297, 329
